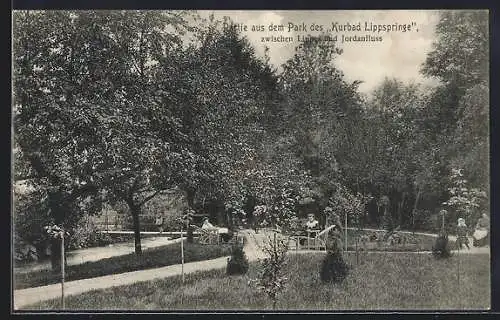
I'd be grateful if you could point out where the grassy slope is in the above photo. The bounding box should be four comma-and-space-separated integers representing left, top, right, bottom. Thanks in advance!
26, 252, 490, 310
15, 242, 232, 290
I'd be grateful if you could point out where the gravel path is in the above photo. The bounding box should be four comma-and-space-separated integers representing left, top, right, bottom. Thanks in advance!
14, 230, 265, 310
14, 236, 180, 274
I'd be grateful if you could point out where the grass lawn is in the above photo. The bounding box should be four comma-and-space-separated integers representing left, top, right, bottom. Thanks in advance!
25, 251, 490, 310
14, 242, 232, 290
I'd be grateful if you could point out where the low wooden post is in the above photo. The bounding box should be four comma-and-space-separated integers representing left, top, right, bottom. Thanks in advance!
457, 242, 460, 286
180, 225, 185, 284
61, 230, 65, 310
345, 212, 348, 254
355, 236, 359, 265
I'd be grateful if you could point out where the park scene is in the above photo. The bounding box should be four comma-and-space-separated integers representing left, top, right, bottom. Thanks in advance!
12, 10, 490, 311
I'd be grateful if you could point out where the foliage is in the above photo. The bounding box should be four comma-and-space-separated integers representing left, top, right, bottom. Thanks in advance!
421, 11, 488, 89
412, 209, 439, 233
14, 234, 39, 263
452, 83, 489, 191
326, 185, 371, 229
420, 10, 489, 214
12, 10, 192, 261
320, 250, 349, 283
226, 244, 249, 275
253, 232, 289, 309
12, 10, 490, 268
13, 187, 52, 261
67, 216, 112, 250
442, 168, 487, 230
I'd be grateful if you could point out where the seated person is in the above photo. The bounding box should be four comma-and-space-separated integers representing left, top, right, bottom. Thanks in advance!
201, 217, 216, 229
201, 217, 231, 242
305, 213, 320, 233
299, 214, 320, 245
473, 213, 490, 247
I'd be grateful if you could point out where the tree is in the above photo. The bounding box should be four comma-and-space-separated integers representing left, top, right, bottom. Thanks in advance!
13, 11, 113, 269
279, 37, 362, 180
452, 83, 489, 191
442, 168, 487, 232
12, 11, 192, 259
156, 16, 279, 226
422, 11, 488, 90
276, 36, 364, 220
421, 10, 489, 195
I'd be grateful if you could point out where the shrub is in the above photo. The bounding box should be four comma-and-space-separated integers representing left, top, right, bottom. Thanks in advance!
413, 209, 438, 232
432, 233, 452, 259
253, 232, 289, 309
226, 244, 249, 275
67, 217, 112, 250
14, 188, 52, 262
320, 248, 349, 283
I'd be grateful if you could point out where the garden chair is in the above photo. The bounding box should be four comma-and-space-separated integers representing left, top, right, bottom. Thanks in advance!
290, 225, 337, 251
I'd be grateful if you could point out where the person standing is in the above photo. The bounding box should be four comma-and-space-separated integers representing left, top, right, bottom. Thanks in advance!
155, 215, 164, 234
457, 218, 470, 250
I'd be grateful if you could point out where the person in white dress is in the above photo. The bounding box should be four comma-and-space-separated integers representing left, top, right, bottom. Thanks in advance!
201, 217, 230, 242
473, 213, 490, 247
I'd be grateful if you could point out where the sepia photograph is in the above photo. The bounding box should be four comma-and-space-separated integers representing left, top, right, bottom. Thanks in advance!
12, 9, 490, 311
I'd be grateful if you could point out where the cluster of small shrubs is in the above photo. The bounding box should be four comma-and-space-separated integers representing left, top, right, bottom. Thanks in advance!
226, 244, 249, 275
67, 220, 112, 250
320, 249, 349, 283
432, 233, 452, 259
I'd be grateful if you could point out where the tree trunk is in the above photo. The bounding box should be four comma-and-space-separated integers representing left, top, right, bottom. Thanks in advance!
187, 224, 194, 244
126, 197, 142, 255
48, 191, 65, 272
50, 237, 62, 273
398, 192, 406, 227
186, 188, 195, 209
185, 188, 196, 243
132, 210, 142, 255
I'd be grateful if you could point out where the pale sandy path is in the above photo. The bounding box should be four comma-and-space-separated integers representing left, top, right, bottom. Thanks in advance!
14, 230, 264, 310
14, 236, 180, 274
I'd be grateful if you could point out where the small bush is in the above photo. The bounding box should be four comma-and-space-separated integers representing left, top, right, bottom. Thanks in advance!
432, 233, 452, 259
67, 219, 112, 250
320, 249, 349, 283
252, 232, 289, 309
226, 244, 249, 275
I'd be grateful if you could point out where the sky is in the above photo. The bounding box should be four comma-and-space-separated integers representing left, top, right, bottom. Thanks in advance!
198, 10, 442, 94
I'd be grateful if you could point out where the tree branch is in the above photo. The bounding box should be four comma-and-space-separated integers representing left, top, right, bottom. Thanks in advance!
138, 189, 163, 207
65, 183, 98, 203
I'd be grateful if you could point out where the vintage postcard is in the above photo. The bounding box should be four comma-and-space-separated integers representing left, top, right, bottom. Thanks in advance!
12, 9, 490, 311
